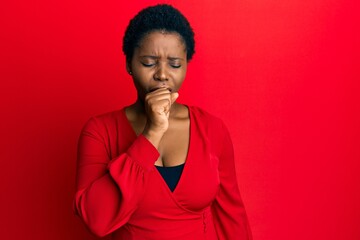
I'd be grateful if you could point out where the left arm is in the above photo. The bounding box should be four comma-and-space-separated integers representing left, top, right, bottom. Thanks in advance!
211, 122, 252, 240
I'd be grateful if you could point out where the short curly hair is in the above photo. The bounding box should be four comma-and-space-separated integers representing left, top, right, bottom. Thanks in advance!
123, 4, 195, 62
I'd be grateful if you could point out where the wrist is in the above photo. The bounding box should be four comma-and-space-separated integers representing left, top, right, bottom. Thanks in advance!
142, 126, 165, 149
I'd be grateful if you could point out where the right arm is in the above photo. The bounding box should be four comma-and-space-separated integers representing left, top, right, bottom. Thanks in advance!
74, 118, 159, 237
73, 88, 178, 237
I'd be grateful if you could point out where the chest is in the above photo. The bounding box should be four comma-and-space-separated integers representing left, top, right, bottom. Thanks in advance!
133, 130, 220, 214
157, 118, 190, 166
116, 108, 221, 213
131, 118, 190, 167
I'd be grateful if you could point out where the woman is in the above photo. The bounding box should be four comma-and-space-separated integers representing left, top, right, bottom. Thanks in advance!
74, 4, 252, 240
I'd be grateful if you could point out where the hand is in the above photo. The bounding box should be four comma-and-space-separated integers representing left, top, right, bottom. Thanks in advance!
142, 88, 179, 147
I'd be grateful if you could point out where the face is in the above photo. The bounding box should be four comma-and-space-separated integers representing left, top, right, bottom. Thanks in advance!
127, 31, 188, 101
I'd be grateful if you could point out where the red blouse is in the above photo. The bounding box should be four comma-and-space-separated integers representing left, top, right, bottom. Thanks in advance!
74, 105, 252, 240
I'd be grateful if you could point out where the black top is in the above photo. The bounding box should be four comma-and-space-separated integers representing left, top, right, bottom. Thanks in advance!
155, 163, 185, 192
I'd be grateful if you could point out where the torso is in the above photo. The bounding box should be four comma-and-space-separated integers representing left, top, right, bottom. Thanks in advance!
125, 103, 190, 167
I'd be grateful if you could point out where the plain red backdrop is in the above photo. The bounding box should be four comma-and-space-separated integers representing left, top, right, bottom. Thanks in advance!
1, 0, 359, 239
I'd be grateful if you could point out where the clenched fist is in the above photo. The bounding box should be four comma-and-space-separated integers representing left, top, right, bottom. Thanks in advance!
142, 87, 179, 148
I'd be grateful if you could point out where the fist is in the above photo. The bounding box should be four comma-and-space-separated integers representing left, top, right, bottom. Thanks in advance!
144, 88, 179, 134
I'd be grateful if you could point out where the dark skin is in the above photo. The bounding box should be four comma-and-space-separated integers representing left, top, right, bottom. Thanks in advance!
125, 31, 190, 167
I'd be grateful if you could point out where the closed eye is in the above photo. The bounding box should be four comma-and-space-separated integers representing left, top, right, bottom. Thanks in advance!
141, 62, 155, 67
170, 64, 181, 69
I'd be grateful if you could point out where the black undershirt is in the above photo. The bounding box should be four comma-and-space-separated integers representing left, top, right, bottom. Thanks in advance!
155, 163, 185, 192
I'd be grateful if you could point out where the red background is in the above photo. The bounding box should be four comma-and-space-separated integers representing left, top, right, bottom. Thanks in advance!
1, 0, 359, 239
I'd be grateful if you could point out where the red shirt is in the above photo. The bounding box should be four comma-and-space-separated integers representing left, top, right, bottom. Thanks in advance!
74, 105, 252, 240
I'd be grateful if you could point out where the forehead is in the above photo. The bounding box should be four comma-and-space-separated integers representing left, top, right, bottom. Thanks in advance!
136, 31, 187, 56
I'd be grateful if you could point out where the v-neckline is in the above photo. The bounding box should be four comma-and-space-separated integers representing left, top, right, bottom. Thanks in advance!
121, 105, 193, 194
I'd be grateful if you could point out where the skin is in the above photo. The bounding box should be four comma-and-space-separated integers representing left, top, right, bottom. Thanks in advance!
125, 31, 190, 167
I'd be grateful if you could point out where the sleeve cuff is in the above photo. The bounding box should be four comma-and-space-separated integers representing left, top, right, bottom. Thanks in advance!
126, 134, 160, 171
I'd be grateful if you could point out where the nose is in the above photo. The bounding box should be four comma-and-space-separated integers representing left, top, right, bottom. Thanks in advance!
153, 64, 168, 81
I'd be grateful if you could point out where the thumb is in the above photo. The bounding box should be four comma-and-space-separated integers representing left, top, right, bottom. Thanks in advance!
170, 92, 179, 104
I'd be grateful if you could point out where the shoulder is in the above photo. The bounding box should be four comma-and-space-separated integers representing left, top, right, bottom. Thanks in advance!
81, 108, 126, 135
189, 105, 233, 156
188, 105, 227, 131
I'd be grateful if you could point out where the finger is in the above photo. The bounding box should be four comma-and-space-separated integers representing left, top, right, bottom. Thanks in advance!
145, 89, 171, 101
151, 99, 172, 114
146, 94, 172, 106
147, 87, 171, 96
170, 92, 179, 104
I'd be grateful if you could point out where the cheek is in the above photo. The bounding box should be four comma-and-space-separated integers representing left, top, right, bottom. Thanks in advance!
177, 69, 187, 85
132, 76, 148, 93
133, 69, 152, 86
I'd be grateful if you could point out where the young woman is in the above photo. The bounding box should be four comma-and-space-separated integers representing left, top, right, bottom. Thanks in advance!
74, 4, 252, 240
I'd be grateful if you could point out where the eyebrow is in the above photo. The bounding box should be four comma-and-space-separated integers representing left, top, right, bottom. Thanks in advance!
140, 55, 184, 61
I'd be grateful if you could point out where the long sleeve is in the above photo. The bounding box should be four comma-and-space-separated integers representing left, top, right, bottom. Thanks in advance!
211, 122, 252, 240
73, 117, 159, 237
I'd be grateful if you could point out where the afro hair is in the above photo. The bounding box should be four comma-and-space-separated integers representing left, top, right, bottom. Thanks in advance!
123, 4, 195, 62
